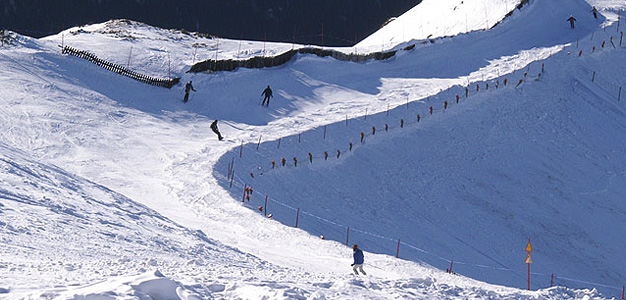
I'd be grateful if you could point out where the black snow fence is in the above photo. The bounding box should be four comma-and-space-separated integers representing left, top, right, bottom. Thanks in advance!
187, 45, 410, 73
62, 46, 180, 88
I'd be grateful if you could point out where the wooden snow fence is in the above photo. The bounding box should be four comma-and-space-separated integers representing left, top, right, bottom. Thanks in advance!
62, 46, 180, 88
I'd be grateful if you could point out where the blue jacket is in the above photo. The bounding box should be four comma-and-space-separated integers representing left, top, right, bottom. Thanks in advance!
353, 248, 364, 264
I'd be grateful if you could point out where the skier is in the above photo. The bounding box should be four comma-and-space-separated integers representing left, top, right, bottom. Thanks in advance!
261, 85, 273, 107
567, 15, 577, 29
183, 81, 196, 103
210, 120, 224, 141
351, 244, 366, 275
591, 6, 598, 19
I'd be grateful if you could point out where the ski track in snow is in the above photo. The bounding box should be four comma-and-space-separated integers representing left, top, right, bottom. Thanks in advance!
1, 0, 626, 299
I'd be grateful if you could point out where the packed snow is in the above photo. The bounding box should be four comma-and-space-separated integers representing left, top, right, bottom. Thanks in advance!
1, 0, 625, 299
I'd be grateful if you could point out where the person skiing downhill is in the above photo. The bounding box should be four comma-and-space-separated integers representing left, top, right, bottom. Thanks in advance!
210, 120, 224, 141
261, 85, 273, 107
351, 244, 366, 275
184, 81, 196, 103
567, 15, 577, 29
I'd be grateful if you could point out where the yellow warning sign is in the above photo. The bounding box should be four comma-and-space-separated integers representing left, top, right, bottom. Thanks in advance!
525, 253, 532, 264
525, 240, 533, 252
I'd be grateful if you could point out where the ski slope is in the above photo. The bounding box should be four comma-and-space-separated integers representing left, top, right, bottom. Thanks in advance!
1, 0, 625, 299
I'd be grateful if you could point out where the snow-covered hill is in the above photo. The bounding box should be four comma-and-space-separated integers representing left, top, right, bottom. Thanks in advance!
1, 0, 625, 299
356, 0, 523, 51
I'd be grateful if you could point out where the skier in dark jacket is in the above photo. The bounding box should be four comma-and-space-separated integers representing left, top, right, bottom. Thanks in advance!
351, 244, 366, 275
261, 85, 273, 107
210, 120, 223, 141
567, 15, 577, 29
184, 81, 196, 103
591, 7, 598, 19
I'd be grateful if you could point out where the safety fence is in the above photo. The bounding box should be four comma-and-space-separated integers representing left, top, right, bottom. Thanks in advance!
563, 23, 625, 113
221, 67, 559, 287
216, 21, 626, 297
61, 45, 180, 88
187, 45, 406, 73
236, 70, 543, 178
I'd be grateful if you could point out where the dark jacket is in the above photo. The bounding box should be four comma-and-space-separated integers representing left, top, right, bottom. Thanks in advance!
210, 120, 219, 133
262, 86, 273, 97
185, 82, 195, 93
353, 248, 364, 265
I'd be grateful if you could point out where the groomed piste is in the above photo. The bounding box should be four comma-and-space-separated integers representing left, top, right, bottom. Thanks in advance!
1, 0, 625, 299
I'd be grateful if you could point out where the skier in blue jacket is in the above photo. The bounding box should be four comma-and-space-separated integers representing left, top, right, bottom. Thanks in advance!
351, 244, 366, 275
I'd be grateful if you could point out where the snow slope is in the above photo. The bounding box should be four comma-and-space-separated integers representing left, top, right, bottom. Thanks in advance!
356, 0, 524, 51
1, 0, 626, 299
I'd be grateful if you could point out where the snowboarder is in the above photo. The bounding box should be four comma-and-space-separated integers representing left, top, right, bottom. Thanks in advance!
567, 15, 577, 29
261, 85, 273, 107
591, 6, 598, 19
183, 81, 196, 103
210, 120, 224, 141
351, 244, 366, 275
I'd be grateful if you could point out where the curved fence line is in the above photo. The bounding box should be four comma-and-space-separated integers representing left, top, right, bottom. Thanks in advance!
222, 66, 544, 279
218, 22, 625, 295
62, 45, 180, 88
247, 74, 538, 176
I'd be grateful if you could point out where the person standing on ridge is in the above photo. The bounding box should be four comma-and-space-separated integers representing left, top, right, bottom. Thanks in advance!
184, 80, 196, 103
210, 120, 224, 141
567, 15, 577, 29
261, 85, 273, 107
591, 6, 598, 19
351, 244, 366, 275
